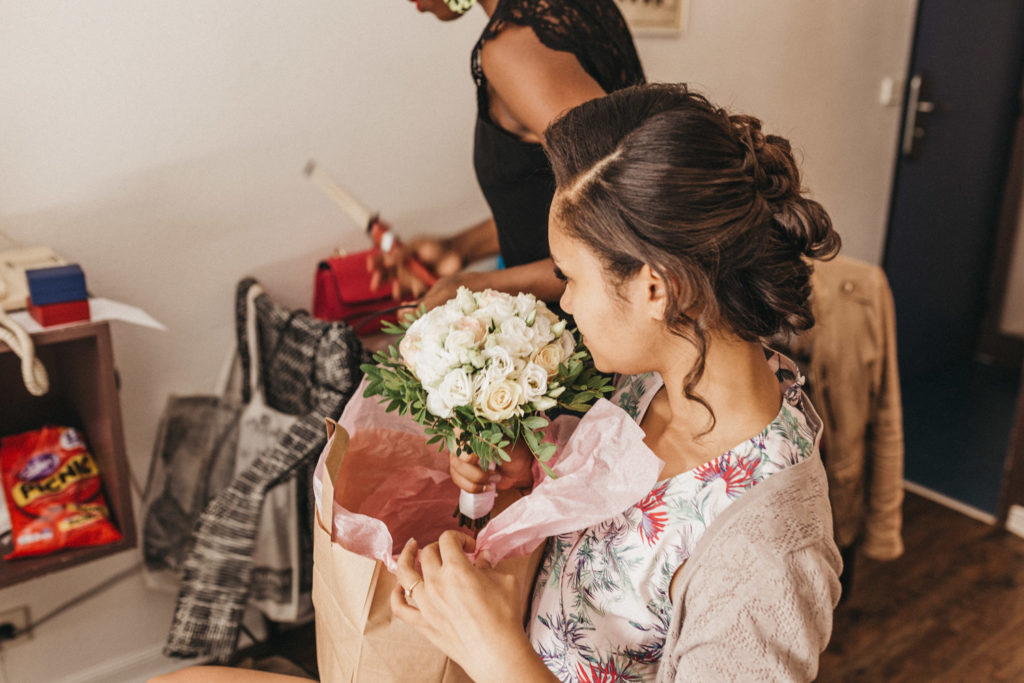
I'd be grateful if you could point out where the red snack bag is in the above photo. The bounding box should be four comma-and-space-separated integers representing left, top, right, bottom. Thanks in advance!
1, 426, 122, 559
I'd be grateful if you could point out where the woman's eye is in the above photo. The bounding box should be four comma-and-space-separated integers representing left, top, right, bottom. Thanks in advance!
553, 266, 568, 282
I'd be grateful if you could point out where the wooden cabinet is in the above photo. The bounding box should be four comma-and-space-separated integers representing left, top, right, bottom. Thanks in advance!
0, 321, 136, 588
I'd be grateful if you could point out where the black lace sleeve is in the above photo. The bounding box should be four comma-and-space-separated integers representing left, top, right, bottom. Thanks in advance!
471, 0, 646, 100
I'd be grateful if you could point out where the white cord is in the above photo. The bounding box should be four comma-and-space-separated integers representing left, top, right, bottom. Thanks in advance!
0, 308, 49, 396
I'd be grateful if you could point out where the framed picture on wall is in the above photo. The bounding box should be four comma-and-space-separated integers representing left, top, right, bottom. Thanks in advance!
615, 0, 688, 35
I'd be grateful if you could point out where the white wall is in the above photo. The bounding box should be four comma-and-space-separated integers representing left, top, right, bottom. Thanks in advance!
641, 1, 918, 263
0, 2, 916, 681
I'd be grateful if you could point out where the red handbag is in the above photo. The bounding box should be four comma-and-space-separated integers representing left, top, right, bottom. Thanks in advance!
313, 249, 401, 336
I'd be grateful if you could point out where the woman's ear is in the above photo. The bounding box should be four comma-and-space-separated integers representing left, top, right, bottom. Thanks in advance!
638, 264, 669, 321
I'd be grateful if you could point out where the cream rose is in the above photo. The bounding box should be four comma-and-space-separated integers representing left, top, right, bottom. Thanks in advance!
533, 342, 565, 377
558, 328, 576, 360
474, 378, 523, 421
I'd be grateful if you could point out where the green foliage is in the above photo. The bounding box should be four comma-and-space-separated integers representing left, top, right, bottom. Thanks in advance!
360, 323, 613, 476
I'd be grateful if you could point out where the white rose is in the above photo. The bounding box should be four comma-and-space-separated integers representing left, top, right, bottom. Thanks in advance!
529, 314, 554, 346
474, 378, 524, 422
518, 362, 549, 402
495, 317, 533, 358
445, 316, 486, 365
483, 345, 515, 382
533, 342, 565, 377
437, 368, 473, 412
514, 292, 538, 319
472, 371, 491, 403
475, 289, 516, 324
414, 339, 458, 390
445, 328, 478, 364
425, 389, 453, 419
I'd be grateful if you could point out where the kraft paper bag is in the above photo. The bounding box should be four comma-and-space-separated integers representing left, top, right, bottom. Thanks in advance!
312, 419, 545, 683
311, 387, 663, 683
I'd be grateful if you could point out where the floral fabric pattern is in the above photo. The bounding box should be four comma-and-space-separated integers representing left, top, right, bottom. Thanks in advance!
528, 350, 817, 682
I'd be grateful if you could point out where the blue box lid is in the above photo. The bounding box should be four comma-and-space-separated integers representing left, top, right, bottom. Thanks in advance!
26, 264, 88, 305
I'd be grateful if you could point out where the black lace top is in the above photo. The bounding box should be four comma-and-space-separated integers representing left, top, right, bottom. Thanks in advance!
471, 0, 645, 271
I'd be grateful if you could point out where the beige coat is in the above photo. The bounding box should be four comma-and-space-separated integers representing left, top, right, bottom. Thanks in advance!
787, 255, 905, 560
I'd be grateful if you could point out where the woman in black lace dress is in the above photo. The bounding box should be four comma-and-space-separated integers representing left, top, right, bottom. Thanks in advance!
371, 0, 645, 310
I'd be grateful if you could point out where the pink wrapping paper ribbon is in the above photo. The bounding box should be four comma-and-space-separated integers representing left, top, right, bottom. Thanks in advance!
313, 382, 664, 572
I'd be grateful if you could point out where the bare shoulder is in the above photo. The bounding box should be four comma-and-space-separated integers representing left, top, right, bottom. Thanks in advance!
480, 23, 604, 139
480, 23, 583, 84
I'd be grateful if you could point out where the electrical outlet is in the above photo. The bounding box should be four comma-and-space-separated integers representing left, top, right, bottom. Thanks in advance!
0, 606, 30, 641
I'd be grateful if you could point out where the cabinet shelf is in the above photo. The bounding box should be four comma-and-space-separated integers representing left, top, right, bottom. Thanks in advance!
0, 321, 136, 588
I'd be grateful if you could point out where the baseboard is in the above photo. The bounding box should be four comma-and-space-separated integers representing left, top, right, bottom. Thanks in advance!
58, 643, 207, 683
903, 480, 997, 524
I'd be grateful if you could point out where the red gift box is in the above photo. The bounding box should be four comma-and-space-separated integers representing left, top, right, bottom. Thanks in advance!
28, 298, 91, 327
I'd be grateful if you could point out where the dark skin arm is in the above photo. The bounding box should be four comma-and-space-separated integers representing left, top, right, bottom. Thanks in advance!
370, 24, 606, 308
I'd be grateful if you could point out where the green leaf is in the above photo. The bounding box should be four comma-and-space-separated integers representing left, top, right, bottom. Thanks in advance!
522, 428, 540, 453
536, 442, 557, 462
470, 436, 488, 456
538, 460, 557, 479
521, 416, 549, 430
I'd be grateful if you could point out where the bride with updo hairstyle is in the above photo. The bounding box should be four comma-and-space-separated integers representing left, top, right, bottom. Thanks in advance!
543, 82, 840, 431
393, 83, 845, 683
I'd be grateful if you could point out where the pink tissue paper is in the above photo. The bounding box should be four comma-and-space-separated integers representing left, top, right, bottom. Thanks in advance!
313, 380, 663, 572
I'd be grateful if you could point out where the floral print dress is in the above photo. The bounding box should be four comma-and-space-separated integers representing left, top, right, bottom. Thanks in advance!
527, 350, 817, 682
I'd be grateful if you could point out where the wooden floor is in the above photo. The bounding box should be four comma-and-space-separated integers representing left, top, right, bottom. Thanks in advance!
237, 490, 1024, 681
818, 491, 1024, 682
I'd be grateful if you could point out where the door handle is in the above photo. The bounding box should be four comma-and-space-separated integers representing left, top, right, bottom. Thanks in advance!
902, 74, 936, 157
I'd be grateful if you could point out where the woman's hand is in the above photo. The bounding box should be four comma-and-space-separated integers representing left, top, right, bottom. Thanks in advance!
391, 533, 554, 683
367, 234, 464, 300
449, 438, 534, 494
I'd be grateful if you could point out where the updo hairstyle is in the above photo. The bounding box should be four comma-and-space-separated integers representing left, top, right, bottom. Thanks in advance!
544, 83, 840, 424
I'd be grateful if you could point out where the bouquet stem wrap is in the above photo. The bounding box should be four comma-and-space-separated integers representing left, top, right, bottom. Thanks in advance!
457, 465, 497, 528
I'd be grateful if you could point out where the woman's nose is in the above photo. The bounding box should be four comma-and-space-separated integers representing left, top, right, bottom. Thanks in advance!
559, 291, 572, 315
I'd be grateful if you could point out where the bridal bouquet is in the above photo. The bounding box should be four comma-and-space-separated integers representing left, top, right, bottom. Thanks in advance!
360, 286, 612, 528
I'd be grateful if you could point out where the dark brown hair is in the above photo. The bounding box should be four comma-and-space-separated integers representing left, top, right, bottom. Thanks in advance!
545, 83, 840, 428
